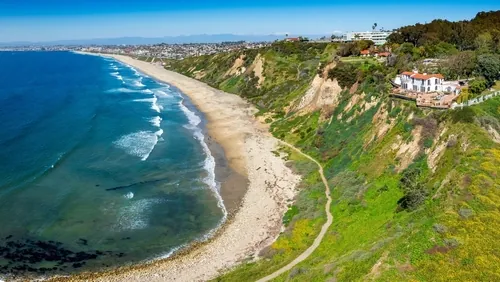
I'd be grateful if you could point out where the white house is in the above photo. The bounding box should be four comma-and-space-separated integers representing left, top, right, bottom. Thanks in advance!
398, 71, 445, 93
345, 31, 393, 45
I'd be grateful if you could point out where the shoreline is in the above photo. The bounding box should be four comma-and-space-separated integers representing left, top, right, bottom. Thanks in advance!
63, 53, 301, 281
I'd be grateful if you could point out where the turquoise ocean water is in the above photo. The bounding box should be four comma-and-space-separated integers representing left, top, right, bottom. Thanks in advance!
0, 51, 225, 277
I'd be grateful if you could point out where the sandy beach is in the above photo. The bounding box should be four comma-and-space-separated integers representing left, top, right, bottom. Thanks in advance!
64, 53, 301, 281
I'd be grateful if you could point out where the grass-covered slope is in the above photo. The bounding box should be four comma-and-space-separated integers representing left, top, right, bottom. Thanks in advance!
164, 42, 500, 281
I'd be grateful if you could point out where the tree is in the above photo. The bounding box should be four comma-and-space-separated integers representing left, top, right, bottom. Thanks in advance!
474, 32, 494, 54
356, 40, 375, 51
441, 51, 476, 79
476, 54, 500, 87
372, 22, 378, 31
398, 42, 415, 55
387, 32, 405, 44
337, 42, 360, 57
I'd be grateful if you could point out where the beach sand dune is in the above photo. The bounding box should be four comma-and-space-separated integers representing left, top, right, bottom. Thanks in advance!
71, 54, 300, 282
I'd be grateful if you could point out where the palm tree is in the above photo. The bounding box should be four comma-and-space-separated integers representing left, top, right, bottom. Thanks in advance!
372, 23, 378, 31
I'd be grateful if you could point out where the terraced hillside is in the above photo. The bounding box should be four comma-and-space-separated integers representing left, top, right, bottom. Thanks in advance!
165, 42, 500, 281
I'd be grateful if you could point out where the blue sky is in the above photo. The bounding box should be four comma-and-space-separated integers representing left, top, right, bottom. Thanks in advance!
0, 0, 498, 42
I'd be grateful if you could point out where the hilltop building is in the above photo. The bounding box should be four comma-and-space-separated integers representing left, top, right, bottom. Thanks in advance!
397, 71, 445, 93
346, 31, 393, 45
392, 71, 462, 109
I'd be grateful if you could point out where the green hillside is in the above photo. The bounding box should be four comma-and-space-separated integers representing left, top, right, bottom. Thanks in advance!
162, 14, 500, 281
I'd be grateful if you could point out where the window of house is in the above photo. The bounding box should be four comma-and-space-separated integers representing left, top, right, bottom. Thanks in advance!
428, 80, 430, 85
435, 78, 438, 84
435, 85, 437, 90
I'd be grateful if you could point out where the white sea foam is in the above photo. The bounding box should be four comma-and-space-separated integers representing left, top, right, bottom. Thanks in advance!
178, 99, 227, 222
178, 99, 202, 126
114, 129, 163, 161
115, 198, 164, 230
110, 72, 123, 81
125, 192, 134, 199
134, 96, 161, 113
142, 89, 154, 94
152, 89, 171, 97
133, 77, 145, 87
106, 88, 142, 93
150, 116, 162, 127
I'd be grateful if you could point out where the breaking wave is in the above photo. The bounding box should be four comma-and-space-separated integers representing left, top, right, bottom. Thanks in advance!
113, 129, 164, 161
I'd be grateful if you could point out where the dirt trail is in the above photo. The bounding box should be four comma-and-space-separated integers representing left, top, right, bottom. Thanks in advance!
256, 140, 333, 282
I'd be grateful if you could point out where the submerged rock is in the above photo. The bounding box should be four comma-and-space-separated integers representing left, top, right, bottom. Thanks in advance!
0, 237, 123, 276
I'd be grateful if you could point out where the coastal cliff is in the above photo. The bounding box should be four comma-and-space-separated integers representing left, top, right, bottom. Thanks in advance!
164, 41, 500, 281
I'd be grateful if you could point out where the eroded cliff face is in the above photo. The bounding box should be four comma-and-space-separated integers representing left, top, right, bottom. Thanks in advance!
292, 62, 342, 118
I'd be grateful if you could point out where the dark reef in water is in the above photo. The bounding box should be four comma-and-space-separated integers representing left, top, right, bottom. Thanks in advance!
0, 237, 124, 276
105, 178, 167, 191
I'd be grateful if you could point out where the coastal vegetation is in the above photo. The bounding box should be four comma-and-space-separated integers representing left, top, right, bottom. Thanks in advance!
163, 11, 500, 282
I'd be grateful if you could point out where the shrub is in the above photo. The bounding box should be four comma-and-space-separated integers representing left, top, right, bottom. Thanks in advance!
476, 116, 500, 132
444, 238, 460, 248
450, 107, 476, 123
403, 122, 413, 133
468, 79, 488, 95
331, 171, 367, 203
397, 161, 428, 211
447, 135, 458, 147
423, 138, 434, 148
389, 106, 402, 118
458, 208, 474, 219
283, 205, 299, 226
289, 267, 307, 279
433, 223, 448, 234
327, 62, 359, 88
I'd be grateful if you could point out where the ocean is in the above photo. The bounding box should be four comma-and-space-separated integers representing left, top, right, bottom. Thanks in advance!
0, 51, 225, 277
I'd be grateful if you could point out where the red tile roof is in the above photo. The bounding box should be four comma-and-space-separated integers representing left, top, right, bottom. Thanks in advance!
360, 50, 370, 55
401, 72, 444, 80
377, 52, 391, 57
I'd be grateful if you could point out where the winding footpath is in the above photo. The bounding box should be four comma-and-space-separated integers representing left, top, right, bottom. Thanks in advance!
256, 141, 333, 282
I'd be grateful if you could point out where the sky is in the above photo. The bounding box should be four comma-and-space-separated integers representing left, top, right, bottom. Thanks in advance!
0, 0, 499, 42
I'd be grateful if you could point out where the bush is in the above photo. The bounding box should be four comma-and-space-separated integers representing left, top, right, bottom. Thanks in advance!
476, 116, 500, 132
433, 223, 448, 234
331, 171, 367, 203
397, 161, 428, 211
444, 238, 460, 248
283, 205, 299, 226
403, 122, 414, 133
423, 138, 434, 148
450, 107, 476, 123
458, 208, 474, 219
327, 62, 359, 88
468, 79, 488, 95
447, 135, 458, 147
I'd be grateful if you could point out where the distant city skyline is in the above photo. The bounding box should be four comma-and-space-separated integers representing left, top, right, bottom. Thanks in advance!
1, 0, 498, 43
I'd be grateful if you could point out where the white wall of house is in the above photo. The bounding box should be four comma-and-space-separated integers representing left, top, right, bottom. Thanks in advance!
400, 74, 444, 93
